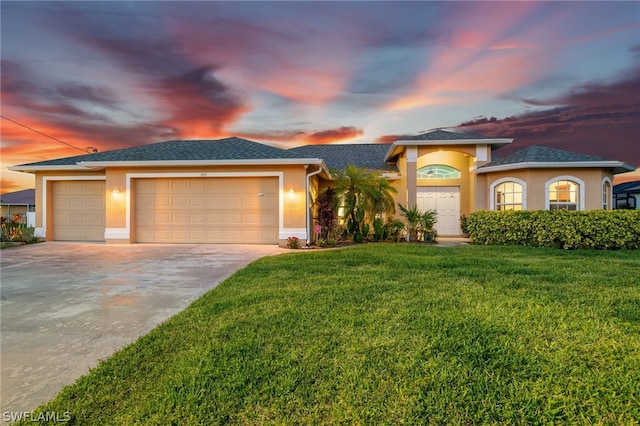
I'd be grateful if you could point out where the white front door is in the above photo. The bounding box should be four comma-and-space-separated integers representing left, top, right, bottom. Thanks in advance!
416, 187, 460, 236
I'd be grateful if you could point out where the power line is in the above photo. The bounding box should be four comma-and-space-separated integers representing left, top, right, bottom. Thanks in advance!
0, 114, 97, 153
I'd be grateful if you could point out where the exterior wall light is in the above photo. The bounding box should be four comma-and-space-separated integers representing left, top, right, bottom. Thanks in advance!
111, 188, 121, 196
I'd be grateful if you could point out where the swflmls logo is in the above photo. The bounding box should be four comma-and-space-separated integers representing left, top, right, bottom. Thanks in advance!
2, 411, 71, 422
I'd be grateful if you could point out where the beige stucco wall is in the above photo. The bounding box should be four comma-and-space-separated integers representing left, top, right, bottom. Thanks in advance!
481, 168, 615, 211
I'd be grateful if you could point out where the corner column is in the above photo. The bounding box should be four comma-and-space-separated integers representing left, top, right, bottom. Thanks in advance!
407, 146, 417, 207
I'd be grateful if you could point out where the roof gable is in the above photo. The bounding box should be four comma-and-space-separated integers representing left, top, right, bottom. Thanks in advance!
401, 129, 490, 141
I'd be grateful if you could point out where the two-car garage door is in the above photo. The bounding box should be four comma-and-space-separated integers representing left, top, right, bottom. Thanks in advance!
134, 177, 279, 244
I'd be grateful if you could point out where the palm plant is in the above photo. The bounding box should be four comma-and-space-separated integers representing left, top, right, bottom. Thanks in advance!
398, 203, 423, 241
332, 164, 397, 241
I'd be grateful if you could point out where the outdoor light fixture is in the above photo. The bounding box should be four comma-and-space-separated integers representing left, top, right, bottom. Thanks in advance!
111, 187, 121, 196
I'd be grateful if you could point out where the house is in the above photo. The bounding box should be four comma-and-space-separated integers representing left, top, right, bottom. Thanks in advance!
9, 130, 636, 245
0, 189, 36, 226
613, 180, 640, 209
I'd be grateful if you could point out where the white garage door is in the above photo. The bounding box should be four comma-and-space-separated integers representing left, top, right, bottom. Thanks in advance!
52, 181, 106, 241
135, 177, 279, 244
417, 186, 460, 236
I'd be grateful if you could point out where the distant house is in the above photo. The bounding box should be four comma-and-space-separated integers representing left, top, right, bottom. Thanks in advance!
0, 189, 36, 226
9, 130, 636, 244
614, 180, 640, 209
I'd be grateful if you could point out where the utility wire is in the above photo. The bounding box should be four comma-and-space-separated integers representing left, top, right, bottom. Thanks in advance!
0, 114, 97, 153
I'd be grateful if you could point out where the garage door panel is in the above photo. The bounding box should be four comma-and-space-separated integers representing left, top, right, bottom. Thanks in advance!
53, 181, 105, 241
135, 177, 279, 243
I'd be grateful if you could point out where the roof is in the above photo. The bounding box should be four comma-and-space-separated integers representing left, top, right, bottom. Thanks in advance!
14, 138, 308, 166
477, 145, 636, 175
0, 189, 35, 205
288, 143, 397, 172
613, 180, 640, 194
10, 137, 328, 173
385, 128, 513, 161
400, 129, 492, 141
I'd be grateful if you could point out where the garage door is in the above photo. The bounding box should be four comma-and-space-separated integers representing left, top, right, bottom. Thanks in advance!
52, 181, 106, 241
135, 177, 279, 244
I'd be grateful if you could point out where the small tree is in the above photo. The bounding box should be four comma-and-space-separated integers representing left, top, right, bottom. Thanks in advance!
399, 204, 422, 241
314, 187, 337, 240
332, 164, 398, 242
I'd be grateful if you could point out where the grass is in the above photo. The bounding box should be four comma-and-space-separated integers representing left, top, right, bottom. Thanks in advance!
27, 244, 640, 425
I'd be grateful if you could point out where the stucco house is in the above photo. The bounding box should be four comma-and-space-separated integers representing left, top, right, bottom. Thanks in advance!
10, 129, 635, 245
0, 189, 36, 226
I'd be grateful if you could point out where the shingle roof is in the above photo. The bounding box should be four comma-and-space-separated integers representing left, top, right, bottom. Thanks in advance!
288, 143, 397, 171
400, 129, 490, 141
0, 189, 35, 205
15, 137, 307, 167
481, 144, 619, 167
478, 144, 635, 174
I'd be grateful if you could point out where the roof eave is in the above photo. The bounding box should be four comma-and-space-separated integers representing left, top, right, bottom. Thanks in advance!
76, 158, 326, 168
394, 138, 513, 146
8, 165, 94, 173
476, 161, 636, 174
384, 138, 513, 162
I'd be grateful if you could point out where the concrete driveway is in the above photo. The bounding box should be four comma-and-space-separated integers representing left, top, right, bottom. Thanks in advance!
1, 242, 282, 415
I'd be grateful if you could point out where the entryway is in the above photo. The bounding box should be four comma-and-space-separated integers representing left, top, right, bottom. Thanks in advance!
416, 186, 460, 236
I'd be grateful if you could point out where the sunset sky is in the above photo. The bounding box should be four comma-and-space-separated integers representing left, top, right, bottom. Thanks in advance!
2, 1, 639, 191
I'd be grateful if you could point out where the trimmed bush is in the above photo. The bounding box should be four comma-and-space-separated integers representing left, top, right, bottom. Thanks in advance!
467, 210, 640, 249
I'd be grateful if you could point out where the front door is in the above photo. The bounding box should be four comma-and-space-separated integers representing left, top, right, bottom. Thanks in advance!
416, 187, 460, 236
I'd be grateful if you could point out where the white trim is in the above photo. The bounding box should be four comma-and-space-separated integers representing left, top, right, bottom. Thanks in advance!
477, 161, 632, 174
602, 177, 613, 210
41, 176, 107, 238
280, 228, 307, 240
104, 228, 129, 240
9, 165, 94, 172
395, 138, 513, 146
77, 159, 324, 169
406, 146, 418, 162
476, 144, 488, 162
123, 172, 287, 242
544, 175, 585, 210
489, 177, 527, 211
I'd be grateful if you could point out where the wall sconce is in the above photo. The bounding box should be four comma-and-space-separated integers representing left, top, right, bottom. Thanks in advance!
111, 187, 121, 197
288, 187, 295, 198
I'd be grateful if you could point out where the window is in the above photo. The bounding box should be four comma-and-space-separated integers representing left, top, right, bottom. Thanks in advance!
602, 179, 612, 210
548, 179, 579, 210
495, 181, 524, 211
417, 164, 461, 179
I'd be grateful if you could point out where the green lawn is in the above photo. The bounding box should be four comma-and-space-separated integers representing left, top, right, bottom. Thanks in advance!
28, 245, 640, 425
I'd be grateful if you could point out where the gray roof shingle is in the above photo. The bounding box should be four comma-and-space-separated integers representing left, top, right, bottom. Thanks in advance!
288, 143, 397, 171
401, 129, 490, 141
0, 189, 35, 205
481, 144, 617, 168
16, 137, 307, 167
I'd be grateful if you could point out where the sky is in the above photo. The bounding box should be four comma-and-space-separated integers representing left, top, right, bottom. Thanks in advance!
1, 1, 639, 192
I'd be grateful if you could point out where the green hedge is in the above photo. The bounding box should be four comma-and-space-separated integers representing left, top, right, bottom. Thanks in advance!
467, 210, 640, 250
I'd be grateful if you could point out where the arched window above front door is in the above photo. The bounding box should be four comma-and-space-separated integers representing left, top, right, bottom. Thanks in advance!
417, 164, 461, 179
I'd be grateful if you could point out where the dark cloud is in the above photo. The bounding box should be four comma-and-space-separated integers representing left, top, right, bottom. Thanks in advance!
236, 126, 364, 145
375, 134, 416, 143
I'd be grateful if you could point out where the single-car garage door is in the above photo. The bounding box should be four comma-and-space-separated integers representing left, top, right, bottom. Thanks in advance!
135, 177, 279, 244
52, 181, 106, 241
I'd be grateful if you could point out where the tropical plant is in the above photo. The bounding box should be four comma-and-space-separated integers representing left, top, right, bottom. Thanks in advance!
314, 187, 337, 240
331, 164, 398, 242
399, 204, 423, 241
421, 209, 438, 243
286, 236, 300, 249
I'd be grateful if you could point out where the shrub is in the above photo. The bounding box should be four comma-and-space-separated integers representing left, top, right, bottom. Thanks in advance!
467, 210, 640, 249
286, 236, 300, 249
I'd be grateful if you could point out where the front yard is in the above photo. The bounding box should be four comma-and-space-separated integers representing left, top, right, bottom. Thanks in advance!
28, 245, 639, 424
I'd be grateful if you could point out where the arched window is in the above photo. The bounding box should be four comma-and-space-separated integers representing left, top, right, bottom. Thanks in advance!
490, 178, 526, 211
546, 177, 584, 210
417, 164, 461, 179
602, 178, 612, 210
